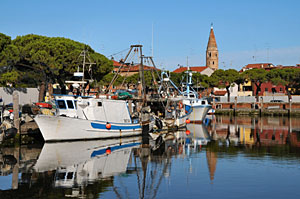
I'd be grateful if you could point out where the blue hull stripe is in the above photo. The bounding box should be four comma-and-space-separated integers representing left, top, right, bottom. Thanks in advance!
189, 105, 212, 108
91, 142, 141, 157
91, 122, 141, 130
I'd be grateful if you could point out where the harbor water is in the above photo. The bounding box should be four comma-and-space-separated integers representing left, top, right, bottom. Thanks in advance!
1, 115, 300, 198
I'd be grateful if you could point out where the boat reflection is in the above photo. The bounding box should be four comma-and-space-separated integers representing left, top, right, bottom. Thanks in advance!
186, 123, 211, 145
35, 137, 141, 189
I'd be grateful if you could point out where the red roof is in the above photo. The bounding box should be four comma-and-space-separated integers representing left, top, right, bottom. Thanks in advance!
245, 63, 273, 69
112, 60, 123, 67
120, 64, 160, 72
214, 90, 227, 96
276, 65, 300, 69
173, 66, 208, 73
239, 63, 274, 72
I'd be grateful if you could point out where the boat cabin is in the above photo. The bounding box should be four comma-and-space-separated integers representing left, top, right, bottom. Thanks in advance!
55, 95, 132, 123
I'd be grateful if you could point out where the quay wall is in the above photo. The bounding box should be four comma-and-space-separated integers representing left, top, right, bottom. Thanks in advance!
0, 87, 39, 105
214, 102, 300, 116
218, 96, 300, 103
215, 102, 300, 110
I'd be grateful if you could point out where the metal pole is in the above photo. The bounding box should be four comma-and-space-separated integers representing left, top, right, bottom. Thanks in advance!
138, 47, 146, 104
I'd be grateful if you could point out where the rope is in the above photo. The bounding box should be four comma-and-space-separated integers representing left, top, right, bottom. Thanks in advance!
120, 49, 139, 88
108, 47, 130, 59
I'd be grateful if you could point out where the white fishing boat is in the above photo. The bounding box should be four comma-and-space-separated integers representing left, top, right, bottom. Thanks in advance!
34, 95, 142, 142
181, 69, 212, 123
159, 71, 211, 126
33, 137, 141, 187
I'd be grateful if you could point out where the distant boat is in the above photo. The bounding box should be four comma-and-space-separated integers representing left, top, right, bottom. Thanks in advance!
159, 71, 211, 125
180, 69, 212, 123
34, 95, 142, 142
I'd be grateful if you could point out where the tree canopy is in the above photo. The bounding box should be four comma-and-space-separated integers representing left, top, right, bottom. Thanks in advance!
209, 69, 241, 101
243, 68, 268, 101
267, 68, 300, 98
0, 33, 113, 88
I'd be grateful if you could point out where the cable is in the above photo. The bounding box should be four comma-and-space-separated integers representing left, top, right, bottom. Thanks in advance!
108, 48, 130, 58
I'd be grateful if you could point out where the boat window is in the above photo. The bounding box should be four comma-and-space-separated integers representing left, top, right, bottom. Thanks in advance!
56, 172, 66, 180
190, 94, 195, 98
202, 101, 206, 105
67, 172, 74, 179
74, 100, 77, 109
57, 100, 67, 109
98, 102, 102, 107
66, 100, 74, 109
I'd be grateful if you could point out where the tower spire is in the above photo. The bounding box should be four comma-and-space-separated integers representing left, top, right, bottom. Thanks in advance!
206, 24, 218, 70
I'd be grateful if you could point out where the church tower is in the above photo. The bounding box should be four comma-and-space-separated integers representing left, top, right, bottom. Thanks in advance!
206, 24, 218, 70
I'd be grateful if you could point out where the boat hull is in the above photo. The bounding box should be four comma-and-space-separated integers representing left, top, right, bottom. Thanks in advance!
188, 105, 211, 123
34, 115, 142, 142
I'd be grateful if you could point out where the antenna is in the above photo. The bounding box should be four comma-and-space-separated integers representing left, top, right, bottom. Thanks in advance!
152, 22, 154, 57
266, 42, 270, 62
187, 56, 189, 70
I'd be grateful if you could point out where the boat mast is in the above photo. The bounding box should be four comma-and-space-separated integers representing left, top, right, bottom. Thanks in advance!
106, 45, 144, 94
186, 56, 191, 94
66, 48, 95, 95
138, 46, 146, 104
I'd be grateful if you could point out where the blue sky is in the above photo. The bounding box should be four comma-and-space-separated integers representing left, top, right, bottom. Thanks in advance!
1, 0, 300, 71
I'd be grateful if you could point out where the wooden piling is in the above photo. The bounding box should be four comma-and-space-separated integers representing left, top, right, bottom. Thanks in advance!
128, 100, 133, 115
260, 97, 263, 116
13, 92, 20, 134
289, 97, 292, 117
234, 97, 237, 116
12, 147, 20, 189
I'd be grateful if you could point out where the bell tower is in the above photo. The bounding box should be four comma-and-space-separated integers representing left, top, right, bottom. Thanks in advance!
206, 24, 218, 70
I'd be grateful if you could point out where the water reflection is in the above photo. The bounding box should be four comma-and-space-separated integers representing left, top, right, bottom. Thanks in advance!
209, 116, 300, 147
1, 116, 300, 198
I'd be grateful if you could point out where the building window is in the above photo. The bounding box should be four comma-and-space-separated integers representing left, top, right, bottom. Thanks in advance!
265, 88, 268, 92
215, 53, 218, 57
213, 61, 214, 65
209, 52, 211, 57
243, 86, 252, 91
280, 88, 283, 92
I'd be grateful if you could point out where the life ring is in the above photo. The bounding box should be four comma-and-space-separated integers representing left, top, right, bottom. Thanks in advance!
178, 102, 183, 109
